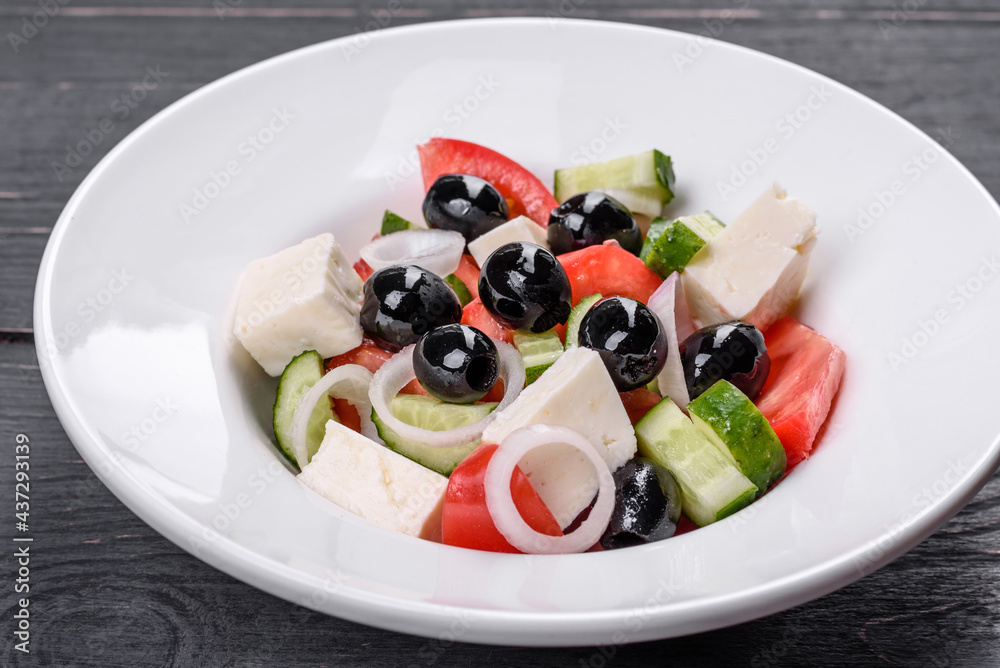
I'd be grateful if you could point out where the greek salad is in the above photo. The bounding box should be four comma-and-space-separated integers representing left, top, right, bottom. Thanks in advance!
232, 138, 846, 554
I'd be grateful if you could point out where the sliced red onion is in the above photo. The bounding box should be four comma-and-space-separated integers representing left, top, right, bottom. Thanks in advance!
673, 271, 696, 343
359, 229, 464, 277
368, 343, 524, 449
292, 364, 380, 469
647, 272, 691, 407
484, 424, 614, 554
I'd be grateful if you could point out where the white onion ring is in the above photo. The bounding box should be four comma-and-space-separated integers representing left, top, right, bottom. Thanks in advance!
292, 364, 381, 469
647, 273, 691, 407
368, 343, 525, 449
484, 424, 615, 554
360, 229, 465, 278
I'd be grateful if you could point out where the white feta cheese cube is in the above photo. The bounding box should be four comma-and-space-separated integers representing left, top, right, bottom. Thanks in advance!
683, 183, 819, 331
234, 233, 364, 376
467, 216, 549, 267
299, 420, 448, 540
482, 346, 636, 527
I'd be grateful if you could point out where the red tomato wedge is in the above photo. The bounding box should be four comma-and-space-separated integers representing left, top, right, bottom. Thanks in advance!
461, 297, 513, 344
755, 317, 846, 469
417, 138, 559, 227
353, 258, 374, 281
442, 444, 563, 553
619, 389, 662, 426
452, 254, 481, 302
558, 244, 664, 307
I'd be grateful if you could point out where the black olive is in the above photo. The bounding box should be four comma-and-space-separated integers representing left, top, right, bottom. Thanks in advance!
478, 242, 572, 333
422, 174, 508, 242
680, 321, 770, 401
359, 265, 462, 351
413, 324, 499, 404
578, 297, 667, 391
600, 457, 682, 550
547, 192, 642, 255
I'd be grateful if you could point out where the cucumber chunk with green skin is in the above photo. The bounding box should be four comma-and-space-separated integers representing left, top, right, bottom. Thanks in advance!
635, 396, 757, 526
687, 380, 786, 496
644, 212, 725, 279
554, 150, 676, 218
444, 273, 473, 307
381, 210, 419, 235
640, 219, 671, 263
273, 350, 338, 468
564, 293, 603, 350
372, 394, 498, 475
512, 330, 564, 384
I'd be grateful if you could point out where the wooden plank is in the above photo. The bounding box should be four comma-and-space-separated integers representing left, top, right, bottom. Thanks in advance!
1, 340, 998, 665
3, 1, 1000, 663
0, 233, 45, 331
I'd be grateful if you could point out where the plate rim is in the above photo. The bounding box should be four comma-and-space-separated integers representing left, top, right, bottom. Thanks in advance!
33, 16, 1000, 645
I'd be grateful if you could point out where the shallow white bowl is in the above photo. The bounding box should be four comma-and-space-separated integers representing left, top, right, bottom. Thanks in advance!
35, 18, 1000, 645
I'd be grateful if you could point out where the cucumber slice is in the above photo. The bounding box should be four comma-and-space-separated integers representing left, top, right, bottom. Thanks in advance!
381, 210, 419, 235
273, 350, 338, 468
372, 394, 498, 475
554, 150, 676, 217
635, 396, 757, 526
640, 218, 671, 263
512, 330, 563, 384
564, 293, 603, 350
444, 273, 473, 307
687, 380, 786, 496
643, 212, 725, 279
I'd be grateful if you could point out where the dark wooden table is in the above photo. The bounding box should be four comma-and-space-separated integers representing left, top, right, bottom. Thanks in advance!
3, 1, 999, 665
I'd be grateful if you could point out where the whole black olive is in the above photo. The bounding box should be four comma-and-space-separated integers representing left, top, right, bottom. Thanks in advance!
680, 321, 769, 401
413, 324, 499, 404
422, 174, 508, 242
578, 296, 667, 391
360, 265, 462, 351
548, 192, 642, 255
478, 242, 572, 333
600, 457, 682, 550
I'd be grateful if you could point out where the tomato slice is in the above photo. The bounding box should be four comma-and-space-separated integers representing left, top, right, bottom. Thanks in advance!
354, 258, 374, 281
619, 389, 661, 426
418, 138, 559, 227
442, 443, 563, 553
461, 297, 513, 344
452, 254, 481, 302
755, 317, 846, 469
558, 244, 664, 306
326, 339, 424, 396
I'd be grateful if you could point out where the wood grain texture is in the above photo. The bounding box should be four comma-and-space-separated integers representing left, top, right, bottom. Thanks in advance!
2, 1, 1000, 665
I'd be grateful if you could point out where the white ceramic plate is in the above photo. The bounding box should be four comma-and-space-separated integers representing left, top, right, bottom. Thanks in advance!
35, 18, 1000, 646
